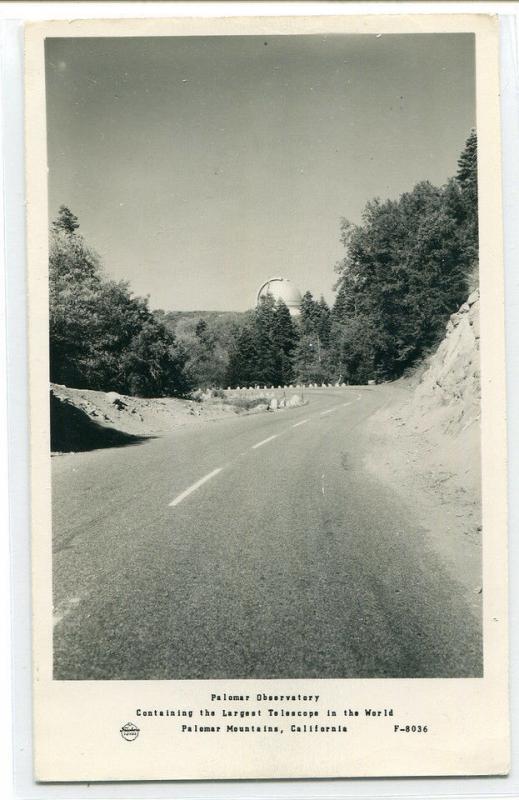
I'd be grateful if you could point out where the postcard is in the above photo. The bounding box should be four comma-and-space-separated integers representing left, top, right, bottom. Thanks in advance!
25, 13, 509, 781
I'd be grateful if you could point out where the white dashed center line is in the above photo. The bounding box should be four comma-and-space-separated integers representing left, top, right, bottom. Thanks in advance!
169, 467, 223, 507
169, 392, 364, 507
252, 434, 279, 450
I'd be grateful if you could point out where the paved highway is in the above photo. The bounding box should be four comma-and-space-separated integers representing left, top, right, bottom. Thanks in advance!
52, 386, 482, 679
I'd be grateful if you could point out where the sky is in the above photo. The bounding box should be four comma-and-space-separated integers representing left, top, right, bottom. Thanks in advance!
45, 34, 475, 312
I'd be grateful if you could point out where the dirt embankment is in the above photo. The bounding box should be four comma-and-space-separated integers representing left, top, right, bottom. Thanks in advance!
50, 384, 305, 453
364, 291, 481, 597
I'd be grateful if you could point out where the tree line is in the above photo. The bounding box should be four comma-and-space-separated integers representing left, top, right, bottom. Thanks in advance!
49, 131, 477, 395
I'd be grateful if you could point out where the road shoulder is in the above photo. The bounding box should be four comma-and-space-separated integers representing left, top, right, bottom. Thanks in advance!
362, 382, 482, 609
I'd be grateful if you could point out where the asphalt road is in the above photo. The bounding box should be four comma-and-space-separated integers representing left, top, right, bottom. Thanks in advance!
52, 386, 482, 679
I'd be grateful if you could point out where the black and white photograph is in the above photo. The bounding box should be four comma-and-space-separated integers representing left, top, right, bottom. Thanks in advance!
25, 12, 509, 782
47, 31, 483, 681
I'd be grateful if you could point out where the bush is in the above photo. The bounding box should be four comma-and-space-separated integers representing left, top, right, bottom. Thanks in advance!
224, 396, 269, 412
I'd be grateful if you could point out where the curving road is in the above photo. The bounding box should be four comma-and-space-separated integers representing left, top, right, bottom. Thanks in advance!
52, 386, 482, 680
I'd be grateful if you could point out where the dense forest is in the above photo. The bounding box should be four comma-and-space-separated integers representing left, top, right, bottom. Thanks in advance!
49, 131, 477, 395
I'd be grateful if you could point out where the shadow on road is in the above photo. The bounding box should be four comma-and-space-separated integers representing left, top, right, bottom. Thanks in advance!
50, 393, 155, 453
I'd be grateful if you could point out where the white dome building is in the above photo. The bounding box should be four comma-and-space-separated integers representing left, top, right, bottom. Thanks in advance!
256, 277, 302, 317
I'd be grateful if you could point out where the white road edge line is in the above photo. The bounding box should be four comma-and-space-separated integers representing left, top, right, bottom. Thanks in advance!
292, 419, 309, 428
252, 434, 279, 450
320, 408, 334, 416
169, 467, 223, 507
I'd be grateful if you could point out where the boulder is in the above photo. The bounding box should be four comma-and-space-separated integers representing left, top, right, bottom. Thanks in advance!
106, 391, 127, 409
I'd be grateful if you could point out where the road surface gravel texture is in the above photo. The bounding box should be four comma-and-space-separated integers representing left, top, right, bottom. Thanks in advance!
52, 386, 482, 679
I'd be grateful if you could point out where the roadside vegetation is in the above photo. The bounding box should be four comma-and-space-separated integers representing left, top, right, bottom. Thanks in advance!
49, 131, 477, 395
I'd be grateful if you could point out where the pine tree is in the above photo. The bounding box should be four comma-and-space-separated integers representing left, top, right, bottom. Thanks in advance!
52, 205, 80, 235
253, 294, 277, 385
456, 129, 477, 206
455, 129, 479, 275
226, 325, 260, 387
317, 297, 332, 348
299, 291, 321, 336
272, 300, 297, 384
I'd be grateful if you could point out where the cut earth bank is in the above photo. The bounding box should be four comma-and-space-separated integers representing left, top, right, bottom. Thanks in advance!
364, 290, 481, 604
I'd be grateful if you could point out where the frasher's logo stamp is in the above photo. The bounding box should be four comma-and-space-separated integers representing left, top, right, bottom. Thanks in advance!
120, 722, 139, 742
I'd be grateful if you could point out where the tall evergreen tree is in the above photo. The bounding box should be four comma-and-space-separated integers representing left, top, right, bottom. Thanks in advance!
317, 297, 332, 348
252, 294, 277, 385
455, 129, 479, 274
226, 325, 260, 387
299, 291, 321, 336
456, 129, 477, 209
272, 300, 297, 384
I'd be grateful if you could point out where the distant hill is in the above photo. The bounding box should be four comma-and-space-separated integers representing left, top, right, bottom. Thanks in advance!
153, 309, 254, 388
157, 309, 251, 334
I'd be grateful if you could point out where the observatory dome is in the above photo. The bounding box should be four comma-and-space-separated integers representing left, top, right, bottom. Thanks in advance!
257, 277, 302, 316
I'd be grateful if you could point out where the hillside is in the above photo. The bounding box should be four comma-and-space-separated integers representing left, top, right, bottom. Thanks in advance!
158, 309, 250, 335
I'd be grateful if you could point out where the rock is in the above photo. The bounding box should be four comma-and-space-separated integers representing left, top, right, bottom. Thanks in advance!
368, 379, 376, 386
467, 289, 480, 307
106, 391, 127, 409
413, 292, 480, 434
471, 313, 480, 340
288, 394, 301, 407
269, 398, 278, 411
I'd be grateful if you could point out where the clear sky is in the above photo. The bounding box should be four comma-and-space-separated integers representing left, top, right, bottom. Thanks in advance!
45, 34, 475, 312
